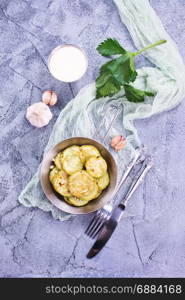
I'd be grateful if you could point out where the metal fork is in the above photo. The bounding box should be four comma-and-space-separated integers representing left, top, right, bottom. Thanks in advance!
85, 147, 144, 238
87, 155, 153, 258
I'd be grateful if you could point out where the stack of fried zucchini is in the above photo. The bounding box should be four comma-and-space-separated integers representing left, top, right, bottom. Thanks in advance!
49, 145, 109, 207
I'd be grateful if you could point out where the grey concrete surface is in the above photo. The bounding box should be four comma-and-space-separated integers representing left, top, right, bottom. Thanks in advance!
0, 0, 185, 277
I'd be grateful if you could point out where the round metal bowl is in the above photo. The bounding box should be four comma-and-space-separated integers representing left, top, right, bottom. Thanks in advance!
40, 137, 117, 214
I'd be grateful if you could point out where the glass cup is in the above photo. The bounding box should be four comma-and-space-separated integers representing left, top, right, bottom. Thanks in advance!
48, 44, 88, 82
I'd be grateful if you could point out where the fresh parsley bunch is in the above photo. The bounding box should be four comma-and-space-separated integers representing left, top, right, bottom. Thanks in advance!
96, 38, 166, 102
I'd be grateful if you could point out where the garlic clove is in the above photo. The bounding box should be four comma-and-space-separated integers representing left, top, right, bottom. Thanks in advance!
42, 90, 57, 106
110, 135, 126, 151
50, 91, 57, 106
42, 90, 52, 105
26, 102, 52, 128
114, 139, 127, 151
110, 135, 122, 147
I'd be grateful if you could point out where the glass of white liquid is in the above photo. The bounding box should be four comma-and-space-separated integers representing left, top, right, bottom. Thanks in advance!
48, 44, 88, 82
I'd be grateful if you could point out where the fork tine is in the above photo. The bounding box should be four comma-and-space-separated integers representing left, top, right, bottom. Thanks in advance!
89, 218, 104, 238
85, 212, 101, 236
89, 213, 109, 238
91, 219, 106, 239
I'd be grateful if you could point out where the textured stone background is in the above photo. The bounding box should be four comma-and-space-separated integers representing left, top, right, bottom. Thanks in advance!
0, 0, 185, 278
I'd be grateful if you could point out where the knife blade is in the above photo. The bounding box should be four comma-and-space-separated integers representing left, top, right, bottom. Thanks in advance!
87, 204, 125, 258
87, 156, 153, 258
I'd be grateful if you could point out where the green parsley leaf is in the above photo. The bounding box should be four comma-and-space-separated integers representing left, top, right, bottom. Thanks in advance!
96, 72, 121, 99
95, 53, 137, 98
95, 38, 166, 101
102, 53, 137, 84
124, 84, 155, 103
96, 38, 126, 56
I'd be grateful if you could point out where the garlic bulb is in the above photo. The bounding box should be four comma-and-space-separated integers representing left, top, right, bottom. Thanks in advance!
42, 90, 57, 106
110, 135, 126, 151
26, 102, 53, 128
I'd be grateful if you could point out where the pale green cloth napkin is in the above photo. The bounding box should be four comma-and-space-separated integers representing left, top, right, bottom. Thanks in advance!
19, 0, 185, 221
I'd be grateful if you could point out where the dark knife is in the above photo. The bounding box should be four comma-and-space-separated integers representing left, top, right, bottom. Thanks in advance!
87, 156, 153, 258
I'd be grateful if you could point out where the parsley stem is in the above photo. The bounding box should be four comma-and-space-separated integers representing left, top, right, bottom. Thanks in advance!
133, 39, 167, 56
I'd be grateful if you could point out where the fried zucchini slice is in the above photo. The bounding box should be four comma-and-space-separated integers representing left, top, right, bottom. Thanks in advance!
49, 167, 59, 182
64, 196, 73, 205
62, 145, 85, 164
93, 188, 102, 199
66, 186, 101, 206
80, 182, 99, 201
69, 170, 96, 199
63, 155, 83, 175
80, 145, 100, 161
51, 170, 71, 197
85, 156, 107, 178
79, 150, 86, 164
62, 145, 80, 157
97, 172, 109, 190
54, 152, 63, 169
67, 196, 89, 207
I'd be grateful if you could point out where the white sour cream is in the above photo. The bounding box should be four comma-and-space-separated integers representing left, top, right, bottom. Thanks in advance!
48, 45, 88, 82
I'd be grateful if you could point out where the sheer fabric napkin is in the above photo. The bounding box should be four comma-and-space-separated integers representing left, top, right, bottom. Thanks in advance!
19, 0, 185, 221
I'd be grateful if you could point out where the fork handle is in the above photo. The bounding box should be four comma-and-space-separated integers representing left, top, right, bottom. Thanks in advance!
120, 157, 153, 206
111, 204, 126, 222
112, 162, 152, 223
110, 147, 142, 202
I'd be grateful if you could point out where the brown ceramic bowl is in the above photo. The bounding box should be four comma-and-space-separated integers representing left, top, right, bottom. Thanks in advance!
40, 137, 117, 214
